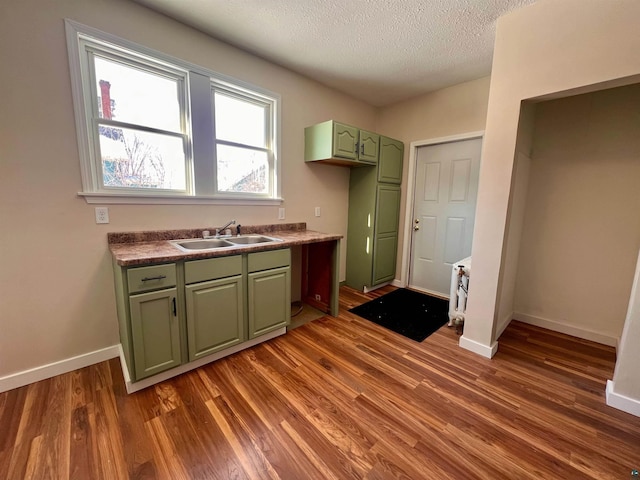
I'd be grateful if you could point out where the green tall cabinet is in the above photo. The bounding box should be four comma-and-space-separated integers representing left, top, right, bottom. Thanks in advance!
346, 136, 404, 291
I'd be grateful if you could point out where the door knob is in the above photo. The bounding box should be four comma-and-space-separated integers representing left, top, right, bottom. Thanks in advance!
414, 218, 420, 224
414, 225, 420, 231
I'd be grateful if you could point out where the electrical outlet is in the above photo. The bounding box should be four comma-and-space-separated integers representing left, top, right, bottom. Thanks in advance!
95, 207, 109, 224
315, 207, 321, 217
278, 207, 285, 220
314, 294, 321, 301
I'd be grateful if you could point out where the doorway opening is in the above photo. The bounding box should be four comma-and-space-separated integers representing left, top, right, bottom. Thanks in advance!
499, 83, 640, 347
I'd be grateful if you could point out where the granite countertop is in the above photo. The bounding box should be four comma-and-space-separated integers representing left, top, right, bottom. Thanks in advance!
109, 223, 342, 266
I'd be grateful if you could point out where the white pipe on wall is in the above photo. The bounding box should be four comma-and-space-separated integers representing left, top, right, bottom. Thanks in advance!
448, 257, 471, 326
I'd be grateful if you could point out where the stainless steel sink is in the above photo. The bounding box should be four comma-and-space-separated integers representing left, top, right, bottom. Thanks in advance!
171, 235, 283, 252
226, 235, 283, 245
171, 238, 235, 251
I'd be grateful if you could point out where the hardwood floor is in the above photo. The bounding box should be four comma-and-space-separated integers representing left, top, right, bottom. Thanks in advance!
1, 285, 639, 479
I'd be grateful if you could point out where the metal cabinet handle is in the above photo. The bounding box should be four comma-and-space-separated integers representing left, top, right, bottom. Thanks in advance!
414, 225, 420, 231
172, 297, 177, 317
141, 275, 167, 282
360, 144, 364, 155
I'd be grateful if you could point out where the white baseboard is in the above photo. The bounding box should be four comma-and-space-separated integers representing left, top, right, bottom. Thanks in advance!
364, 282, 392, 293
0, 345, 120, 394
513, 312, 618, 347
391, 279, 404, 288
459, 335, 498, 358
606, 380, 640, 417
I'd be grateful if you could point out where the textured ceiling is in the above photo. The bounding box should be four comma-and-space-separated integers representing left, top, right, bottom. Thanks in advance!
133, 0, 536, 106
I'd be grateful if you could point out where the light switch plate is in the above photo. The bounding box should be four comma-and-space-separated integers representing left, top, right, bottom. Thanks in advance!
314, 207, 321, 217
278, 207, 285, 220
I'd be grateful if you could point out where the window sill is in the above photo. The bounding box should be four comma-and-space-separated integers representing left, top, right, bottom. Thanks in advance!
79, 192, 284, 206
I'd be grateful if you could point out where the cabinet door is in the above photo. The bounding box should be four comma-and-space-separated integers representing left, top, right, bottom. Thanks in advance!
375, 184, 401, 236
378, 136, 404, 184
372, 235, 399, 285
332, 123, 358, 160
248, 266, 291, 339
372, 184, 401, 285
358, 130, 380, 164
185, 275, 245, 362
129, 288, 181, 380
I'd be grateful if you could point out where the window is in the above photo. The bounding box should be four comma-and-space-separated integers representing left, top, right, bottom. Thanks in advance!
66, 20, 281, 204
214, 90, 271, 195
93, 55, 188, 192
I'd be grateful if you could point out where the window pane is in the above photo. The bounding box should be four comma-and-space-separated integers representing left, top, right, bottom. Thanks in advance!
214, 92, 266, 147
94, 56, 182, 132
216, 144, 268, 193
99, 126, 186, 190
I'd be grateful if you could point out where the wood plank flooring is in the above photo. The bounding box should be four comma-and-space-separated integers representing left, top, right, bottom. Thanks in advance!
1, 285, 639, 479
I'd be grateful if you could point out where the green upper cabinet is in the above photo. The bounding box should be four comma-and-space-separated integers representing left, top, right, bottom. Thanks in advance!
358, 129, 380, 164
333, 122, 358, 160
378, 136, 404, 184
305, 120, 379, 166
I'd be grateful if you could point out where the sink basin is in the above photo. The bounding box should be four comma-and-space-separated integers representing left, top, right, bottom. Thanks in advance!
171, 235, 283, 252
226, 235, 283, 245
171, 238, 234, 251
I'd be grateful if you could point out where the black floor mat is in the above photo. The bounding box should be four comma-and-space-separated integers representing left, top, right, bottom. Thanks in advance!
349, 288, 449, 342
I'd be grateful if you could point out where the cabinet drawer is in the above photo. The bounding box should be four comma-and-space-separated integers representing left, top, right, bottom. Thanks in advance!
185, 255, 242, 284
248, 248, 291, 273
127, 264, 176, 294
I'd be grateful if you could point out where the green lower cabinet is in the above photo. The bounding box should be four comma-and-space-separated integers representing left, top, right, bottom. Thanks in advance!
248, 266, 291, 339
185, 275, 245, 361
114, 249, 293, 385
129, 287, 182, 380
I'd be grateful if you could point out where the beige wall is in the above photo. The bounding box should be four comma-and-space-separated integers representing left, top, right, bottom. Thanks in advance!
462, 0, 640, 348
494, 102, 536, 337
513, 85, 640, 343
461, 0, 640, 407
0, 0, 377, 379
376, 76, 491, 281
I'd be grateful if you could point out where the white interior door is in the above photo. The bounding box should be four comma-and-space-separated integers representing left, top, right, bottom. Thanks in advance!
408, 138, 482, 296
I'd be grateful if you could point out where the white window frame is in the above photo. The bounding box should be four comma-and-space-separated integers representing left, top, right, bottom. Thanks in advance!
65, 19, 282, 205
210, 83, 277, 199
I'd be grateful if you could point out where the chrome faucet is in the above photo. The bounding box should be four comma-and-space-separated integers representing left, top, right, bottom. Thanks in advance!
216, 219, 236, 237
